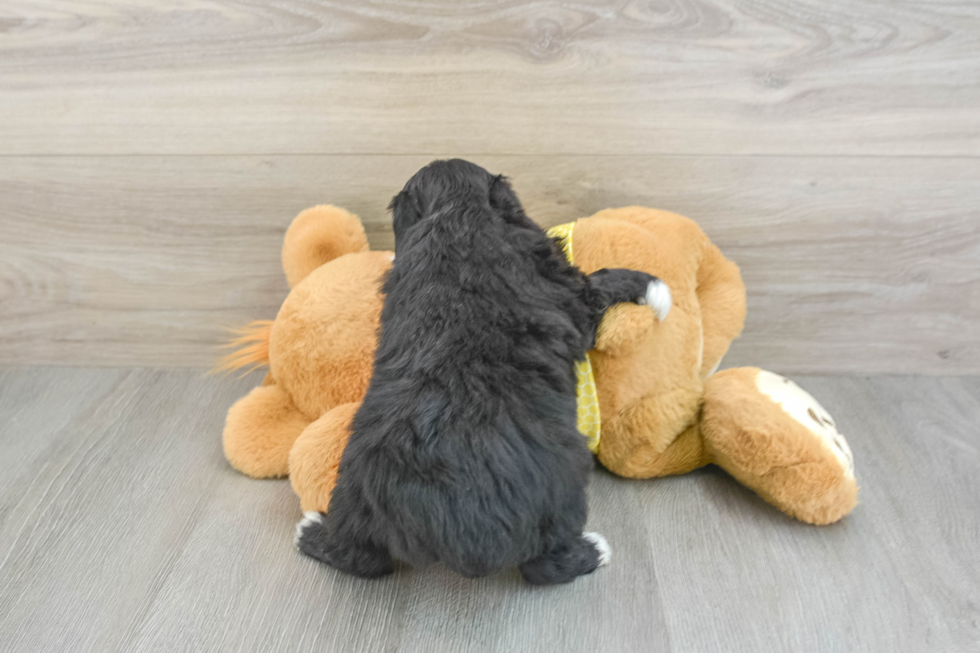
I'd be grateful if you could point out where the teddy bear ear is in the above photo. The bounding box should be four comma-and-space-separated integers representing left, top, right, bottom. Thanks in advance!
282, 205, 370, 288
594, 304, 656, 354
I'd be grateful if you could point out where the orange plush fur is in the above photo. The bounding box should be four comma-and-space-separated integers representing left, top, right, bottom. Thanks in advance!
220, 206, 385, 480
221, 205, 858, 524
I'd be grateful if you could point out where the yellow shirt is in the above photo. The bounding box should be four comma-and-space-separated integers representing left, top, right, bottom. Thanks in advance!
547, 222, 601, 454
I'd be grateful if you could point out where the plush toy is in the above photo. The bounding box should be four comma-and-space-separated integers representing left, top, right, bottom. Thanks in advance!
219, 205, 858, 526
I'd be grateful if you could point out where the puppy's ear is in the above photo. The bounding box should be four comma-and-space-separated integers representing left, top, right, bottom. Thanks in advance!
389, 190, 422, 254
488, 175, 528, 225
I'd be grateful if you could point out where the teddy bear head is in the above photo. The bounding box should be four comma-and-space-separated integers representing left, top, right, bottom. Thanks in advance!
555, 208, 747, 477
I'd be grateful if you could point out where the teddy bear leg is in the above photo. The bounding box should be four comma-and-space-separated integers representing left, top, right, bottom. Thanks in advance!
223, 383, 313, 478
288, 402, 360, 513
700, 367, 858, 525
598, 421, 709, 479
596, 384, 711, 479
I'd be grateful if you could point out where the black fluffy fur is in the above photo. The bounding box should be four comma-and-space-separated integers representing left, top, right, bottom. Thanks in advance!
297, 159, 661, 584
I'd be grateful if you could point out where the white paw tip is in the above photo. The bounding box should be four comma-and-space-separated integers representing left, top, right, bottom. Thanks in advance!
643, 280, 671, 321
294, 511, 323, 548
583, 531, 612, 567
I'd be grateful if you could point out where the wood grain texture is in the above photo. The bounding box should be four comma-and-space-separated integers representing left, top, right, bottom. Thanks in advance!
1, 0, 979, 371
1, 154, 977, 372
0, 0, 978, 156
0, 367, 978, 652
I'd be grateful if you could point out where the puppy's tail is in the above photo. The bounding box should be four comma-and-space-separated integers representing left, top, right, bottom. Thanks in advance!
211, 320, 273, 375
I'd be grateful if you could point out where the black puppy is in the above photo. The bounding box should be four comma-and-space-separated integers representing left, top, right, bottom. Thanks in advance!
296, 160, 670, 584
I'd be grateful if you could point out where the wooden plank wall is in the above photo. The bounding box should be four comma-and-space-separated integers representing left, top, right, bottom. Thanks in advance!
1, 0, 978, 373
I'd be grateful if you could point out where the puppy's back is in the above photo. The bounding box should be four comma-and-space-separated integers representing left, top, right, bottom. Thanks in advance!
344, 200, 593, 576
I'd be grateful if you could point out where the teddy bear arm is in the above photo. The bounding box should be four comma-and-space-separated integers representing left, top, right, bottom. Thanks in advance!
695, 241, 747, 377
594, 304, 656, 354
223, 383, 312, 479
289, 402, 359, 513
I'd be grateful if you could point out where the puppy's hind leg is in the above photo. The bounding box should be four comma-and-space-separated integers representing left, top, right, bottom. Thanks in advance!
294, 486, 394, 579
295, 511, 393, 578
519, 532, 612, 585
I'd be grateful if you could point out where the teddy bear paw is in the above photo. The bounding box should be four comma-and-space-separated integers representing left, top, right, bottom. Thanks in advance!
755, 370, 855, 478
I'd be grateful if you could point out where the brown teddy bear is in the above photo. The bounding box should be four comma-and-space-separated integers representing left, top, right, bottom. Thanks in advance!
220, 205, 857, 526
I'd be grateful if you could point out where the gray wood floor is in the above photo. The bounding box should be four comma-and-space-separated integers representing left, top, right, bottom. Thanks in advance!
2, 2, 978, 650
0, 367, 977, 652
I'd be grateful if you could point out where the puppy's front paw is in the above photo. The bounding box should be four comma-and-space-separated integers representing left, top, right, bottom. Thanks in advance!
637, 279, 671, 321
